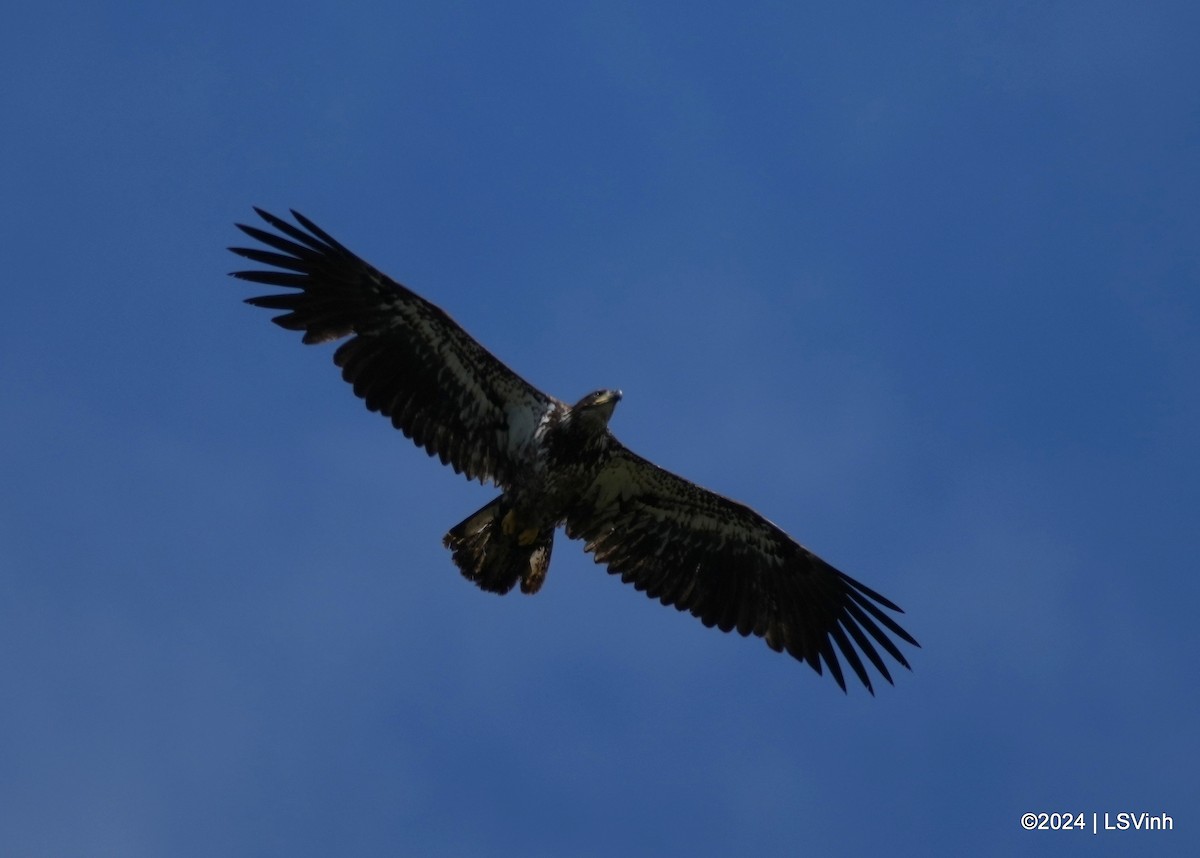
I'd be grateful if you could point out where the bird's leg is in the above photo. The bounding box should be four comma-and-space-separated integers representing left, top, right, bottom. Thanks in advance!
501, 507, 541, 546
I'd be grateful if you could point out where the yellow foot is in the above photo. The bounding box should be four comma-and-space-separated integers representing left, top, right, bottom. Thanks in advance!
501, 509, 519, 536
518, 526, 540, 546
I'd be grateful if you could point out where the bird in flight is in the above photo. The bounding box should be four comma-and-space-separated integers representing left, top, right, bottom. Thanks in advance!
230, 209, 918, 692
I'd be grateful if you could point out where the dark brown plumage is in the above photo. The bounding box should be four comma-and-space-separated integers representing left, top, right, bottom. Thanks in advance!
230, 208, 919, 692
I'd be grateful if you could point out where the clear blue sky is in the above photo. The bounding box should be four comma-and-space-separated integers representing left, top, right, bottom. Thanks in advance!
3, 2, 1197, 855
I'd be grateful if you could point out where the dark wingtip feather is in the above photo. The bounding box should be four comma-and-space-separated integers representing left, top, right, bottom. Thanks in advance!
252, 206, 287, 229
829, 623, 873, 693
290, 209, 349, 252
839, 571, 921, 649
818, 636, 849, 694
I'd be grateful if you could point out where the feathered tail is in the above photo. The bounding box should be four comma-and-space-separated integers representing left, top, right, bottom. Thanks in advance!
443, 497, 554, 595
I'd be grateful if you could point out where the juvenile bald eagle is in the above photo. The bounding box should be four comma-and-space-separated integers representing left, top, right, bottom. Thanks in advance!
230, 209, 918, 693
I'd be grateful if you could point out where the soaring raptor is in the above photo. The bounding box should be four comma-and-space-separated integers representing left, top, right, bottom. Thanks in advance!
230, 209, 918, 693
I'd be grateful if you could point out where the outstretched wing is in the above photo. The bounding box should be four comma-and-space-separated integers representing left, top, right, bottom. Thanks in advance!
230, 208, 558, 487
566, 443, 919, 693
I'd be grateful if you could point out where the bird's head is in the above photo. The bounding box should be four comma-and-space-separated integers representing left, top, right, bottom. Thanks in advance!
572, 388, 622, 428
